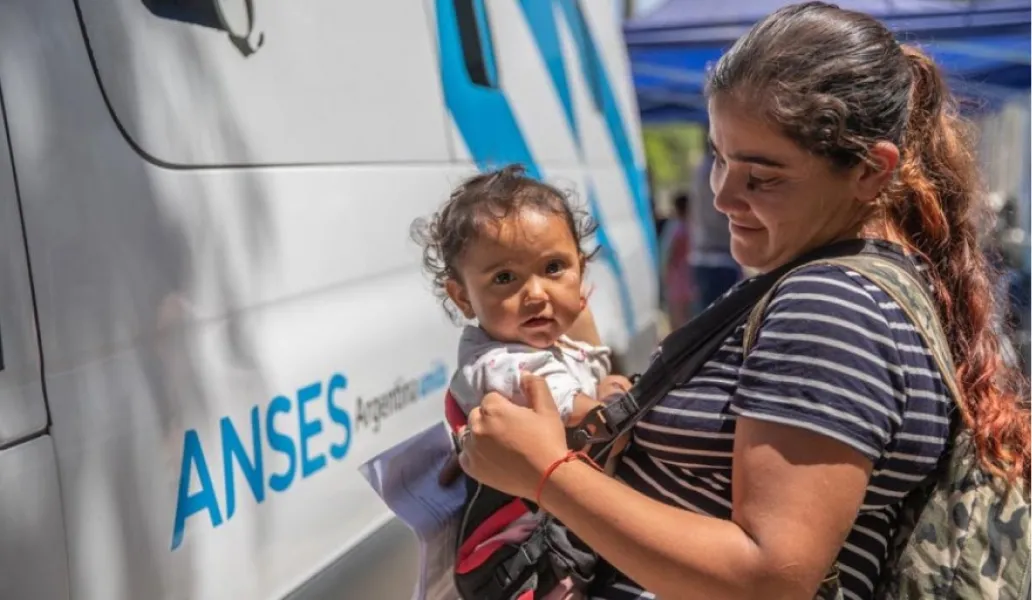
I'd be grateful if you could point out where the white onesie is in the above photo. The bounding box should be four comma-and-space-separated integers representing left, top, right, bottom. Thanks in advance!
449, 325, 613, 422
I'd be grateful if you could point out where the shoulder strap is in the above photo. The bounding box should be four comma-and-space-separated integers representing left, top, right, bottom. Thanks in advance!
743, 254, 964, 415
741, 265, 804, 357
582, 271, 767, 459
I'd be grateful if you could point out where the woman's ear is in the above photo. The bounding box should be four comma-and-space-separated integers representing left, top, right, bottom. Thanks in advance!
445, 278, 476, 320
855, 141, 900, 204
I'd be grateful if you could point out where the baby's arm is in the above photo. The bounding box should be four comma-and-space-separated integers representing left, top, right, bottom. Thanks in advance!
568, 393, 601, 426
598, 374, 633, 400
567, 374, 633, 425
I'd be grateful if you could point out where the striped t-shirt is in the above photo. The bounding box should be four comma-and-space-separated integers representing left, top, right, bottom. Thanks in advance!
594, 262, 952, 600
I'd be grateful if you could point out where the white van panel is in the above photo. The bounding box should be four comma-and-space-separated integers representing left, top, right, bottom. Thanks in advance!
559, 19, 623, 181
0, 0, 656, 598
0, 437, 70, 600
76, 0, 452, 166
0, 97, 47, 445
45, 256, 457, 599
0, 1, 456, 597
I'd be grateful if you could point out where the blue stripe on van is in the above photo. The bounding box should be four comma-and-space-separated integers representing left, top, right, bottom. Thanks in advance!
436, 0, 635, 331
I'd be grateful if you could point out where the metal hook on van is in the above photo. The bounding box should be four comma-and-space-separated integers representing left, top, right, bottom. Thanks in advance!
213, 0, 265, 57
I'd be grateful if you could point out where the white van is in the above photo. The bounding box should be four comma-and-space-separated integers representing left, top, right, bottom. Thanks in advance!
0, 0, 658, 598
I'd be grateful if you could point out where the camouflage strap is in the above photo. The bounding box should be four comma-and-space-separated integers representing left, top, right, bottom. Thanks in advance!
1020, 559, 1031, 600
741, 254, 962, 599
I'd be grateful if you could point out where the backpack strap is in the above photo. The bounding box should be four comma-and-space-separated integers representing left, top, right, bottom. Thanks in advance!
1020, 556, 1031, 600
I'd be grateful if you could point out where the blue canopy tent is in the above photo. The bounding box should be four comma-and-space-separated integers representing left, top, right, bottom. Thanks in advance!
624, 0, 1031, 123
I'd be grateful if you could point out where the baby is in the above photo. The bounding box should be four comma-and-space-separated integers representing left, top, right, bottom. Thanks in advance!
413, 165, 629, 598
413, 164, 629, 430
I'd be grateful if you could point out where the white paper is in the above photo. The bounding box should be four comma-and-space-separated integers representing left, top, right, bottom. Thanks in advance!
359, 422, 466, 600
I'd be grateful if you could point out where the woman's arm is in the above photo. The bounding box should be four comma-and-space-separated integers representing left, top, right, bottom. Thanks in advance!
540, 416, 871, 600
461, 374, 872, 600
539, 267, 910, 598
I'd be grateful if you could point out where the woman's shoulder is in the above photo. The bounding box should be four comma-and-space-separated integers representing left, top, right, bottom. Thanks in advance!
763, 260, 919, 327
746, 261, 911, 374
774, 260, 881, 294
736, 259, 949, 462
754, 258, 937, 365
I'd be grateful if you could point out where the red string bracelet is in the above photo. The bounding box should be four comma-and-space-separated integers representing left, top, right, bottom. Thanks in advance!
534, 450, 603, 508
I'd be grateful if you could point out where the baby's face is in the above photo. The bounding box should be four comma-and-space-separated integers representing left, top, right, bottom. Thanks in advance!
446, 209, 584, 349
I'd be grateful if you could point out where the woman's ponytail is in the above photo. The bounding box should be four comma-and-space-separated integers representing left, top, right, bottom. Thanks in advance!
892, 44, 1030, 484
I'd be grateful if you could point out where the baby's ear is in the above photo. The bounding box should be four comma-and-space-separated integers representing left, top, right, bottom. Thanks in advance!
445, 278, 476, 320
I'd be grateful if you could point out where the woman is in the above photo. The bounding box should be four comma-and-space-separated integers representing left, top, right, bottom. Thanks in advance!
454, 3, 1030, 599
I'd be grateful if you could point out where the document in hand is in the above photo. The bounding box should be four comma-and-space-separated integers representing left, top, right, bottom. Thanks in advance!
359, 422, 465, 600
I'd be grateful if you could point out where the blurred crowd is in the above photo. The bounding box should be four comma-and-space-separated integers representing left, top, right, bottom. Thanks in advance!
656, 148, 741, 330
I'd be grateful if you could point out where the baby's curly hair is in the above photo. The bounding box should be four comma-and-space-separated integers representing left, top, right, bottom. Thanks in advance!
411, 164, 598, 320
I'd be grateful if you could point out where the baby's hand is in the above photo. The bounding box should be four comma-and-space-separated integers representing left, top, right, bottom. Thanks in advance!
598, 374, 632, 401
567, 394, 602, 427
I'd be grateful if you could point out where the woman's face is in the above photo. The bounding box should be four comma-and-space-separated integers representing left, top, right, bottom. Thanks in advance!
707, 94, 882, 273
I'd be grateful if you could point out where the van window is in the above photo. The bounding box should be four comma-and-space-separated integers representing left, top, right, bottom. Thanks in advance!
568, 0, 604, 112
454, 0, 498, 88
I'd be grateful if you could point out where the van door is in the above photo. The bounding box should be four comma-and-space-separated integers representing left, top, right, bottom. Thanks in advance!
0, 84, 71, 600
2, 0, 456, 597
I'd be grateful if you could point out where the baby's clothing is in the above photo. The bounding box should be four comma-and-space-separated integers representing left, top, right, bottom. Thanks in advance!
449, 325, 611, 600
449, 325, 612, 423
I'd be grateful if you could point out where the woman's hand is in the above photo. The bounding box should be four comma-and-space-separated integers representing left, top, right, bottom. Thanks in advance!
458, 372, 569, 499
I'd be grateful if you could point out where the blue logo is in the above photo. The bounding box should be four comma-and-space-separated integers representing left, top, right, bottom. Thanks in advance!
170, 362, 449, 551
